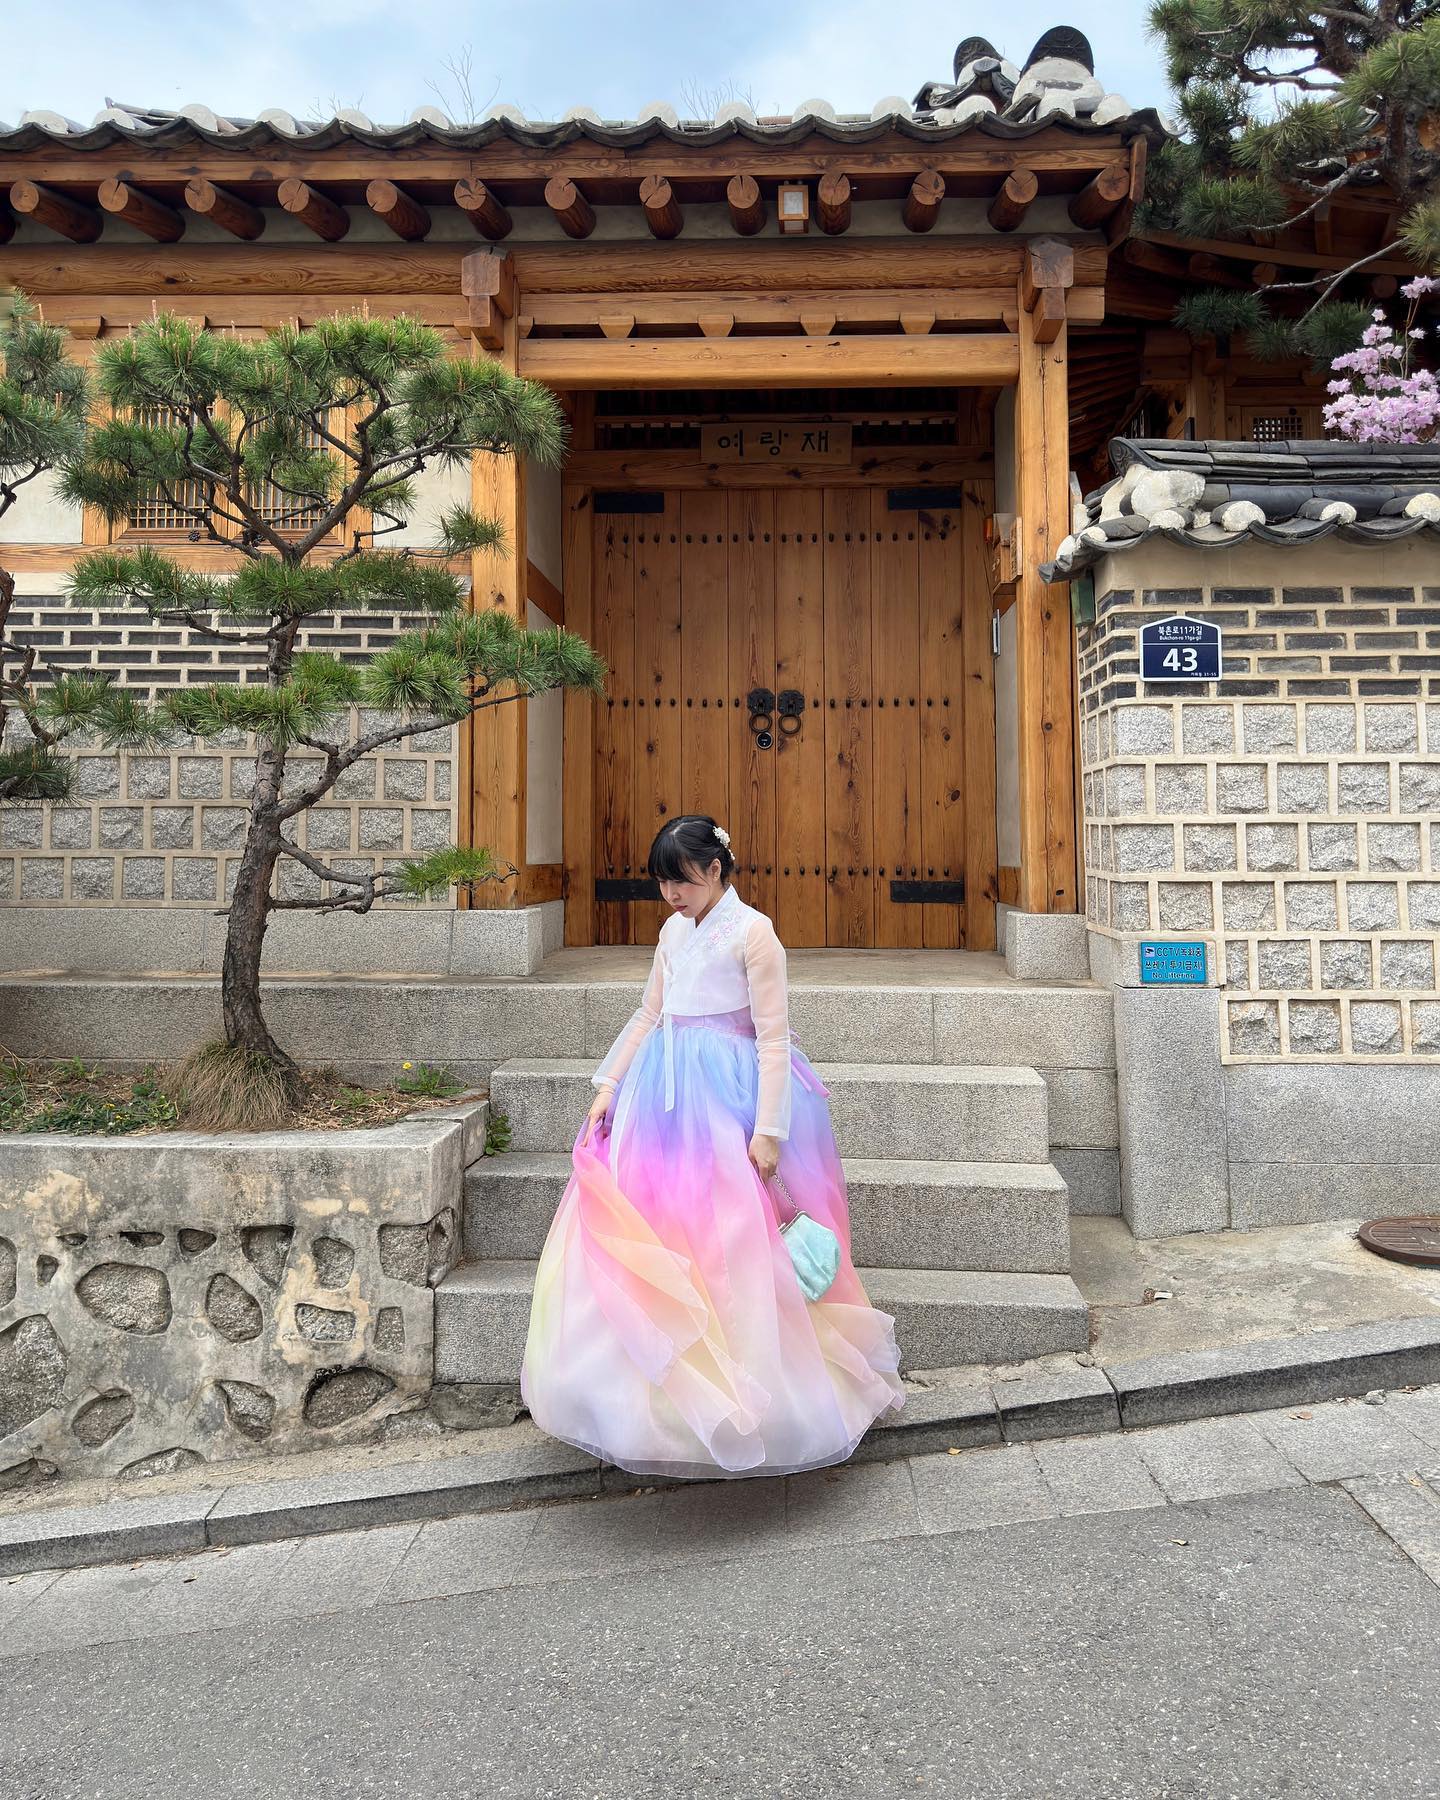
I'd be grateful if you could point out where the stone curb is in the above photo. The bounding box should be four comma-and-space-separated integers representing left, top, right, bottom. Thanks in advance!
4, 1312, 1439, 1577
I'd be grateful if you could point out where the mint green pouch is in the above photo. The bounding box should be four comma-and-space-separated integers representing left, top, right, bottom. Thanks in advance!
770, 1172, 841, 1302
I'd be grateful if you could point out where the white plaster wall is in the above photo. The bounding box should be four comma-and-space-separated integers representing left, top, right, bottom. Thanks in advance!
0, 472, 83, 544
525, 459, 563, 587
526, 598, 564, 865
993, 389, 1017, 516
390, 458, 471, 549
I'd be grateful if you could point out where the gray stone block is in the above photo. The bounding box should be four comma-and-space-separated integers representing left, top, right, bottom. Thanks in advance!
1228, 999, 1280, 1056
932, 986, 1114, 1069
1002, 911, 1093, 982
1216, 764, 1268, 813
1114, 985, 1228, 1237
172, 858, 218, 902
1, 806, 43, 848
1364, 702, 1419, 753
1156, 882, 1214, 930
1286, 1000, 1341, 1056
0, 1489, 215, 1578
120, 856, 166, 900
19, 857, 64, 900
303, 807, 354, 852
382, 760, 428, 801
1109, 1316, 1440, 1429
788, 985, 937, 1064
448, 907, 552, 978
1347, 882, 1400, 932
1114, 824, 1176, 874
1319, 940, 1371, 989
1274, 763, 1329, 814
69, 857, 114, 900
1180, 704, 1234, 755
1283, 881, 1338, 932
177, 756, 223, 799
410, 808, 454, 851
1228, 1159, 1440, 1228
992, 1362, 1119, 1442
1221, 881, 1277, 931
1399, 763, 1440, 813
1351, 1000, 1402, 1055
1184, 824, 1238, 872
205, 1437, 601, 1546
1042, 1068, 1118, 1150
1031, 1432, 1167, 1515
1381, 938, 1436, 990
856, 1373, 999, 1463
1130, 1414, 1306, 1503
1368, 823, 1422, 871
124, 755, 172, 800
1245, 822, 1299, 872
1241, 703, 1297, 753
1256, 939, 1312, 989
1113, 704, 1175, 755
1051, 1147, 1120, 1216
201, 807, 248, 850
48, 808, 92, 850
1336, 763, 1391, 813
358, 806, 405, 851
1303, 702, 1356, 754
1225, 1060, 1440, 1167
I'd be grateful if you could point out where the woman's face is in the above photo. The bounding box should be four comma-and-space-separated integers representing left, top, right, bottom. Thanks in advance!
658, 857, 725, 920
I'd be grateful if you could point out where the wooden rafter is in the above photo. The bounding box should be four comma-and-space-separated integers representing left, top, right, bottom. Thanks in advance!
545, 175, 595, 239
183, 178, 264, 239
454, 176, 512, 240
277, 178, 349, 240
516, 286, 1105, 336
98, 178, 183, 242
1068, 159, 1129, 230
725, 175, 765, 236
816, 172, 851, 235
903, 168, 945, 233
366, 178, 430, 240
987, 168, 1037, 233
638, 174, 681, 239
9, 178, 100, 242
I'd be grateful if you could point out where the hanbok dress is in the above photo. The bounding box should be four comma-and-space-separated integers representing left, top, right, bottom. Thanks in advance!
520, 881, 905, 1479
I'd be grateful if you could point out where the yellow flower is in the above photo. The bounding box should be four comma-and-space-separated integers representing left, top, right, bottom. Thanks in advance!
401, 1062, 413, 1071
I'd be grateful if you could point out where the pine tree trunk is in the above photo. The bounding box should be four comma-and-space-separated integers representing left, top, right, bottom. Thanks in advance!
220, 745, 294, 1072
0, 560, 15, 747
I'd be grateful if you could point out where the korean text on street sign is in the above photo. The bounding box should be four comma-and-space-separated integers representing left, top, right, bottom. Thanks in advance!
1139, 941, 1209, 985
1140, 614, 1223, 683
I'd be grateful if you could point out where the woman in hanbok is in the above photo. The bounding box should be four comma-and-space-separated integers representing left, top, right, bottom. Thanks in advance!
520, 813, 905, 1478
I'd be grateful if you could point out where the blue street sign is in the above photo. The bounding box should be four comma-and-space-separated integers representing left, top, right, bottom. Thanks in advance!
1139, 941, 1209, 986
1140, 614, 1223, 683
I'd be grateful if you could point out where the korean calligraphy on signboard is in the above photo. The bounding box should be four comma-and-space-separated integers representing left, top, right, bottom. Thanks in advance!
700, 423, 853, 465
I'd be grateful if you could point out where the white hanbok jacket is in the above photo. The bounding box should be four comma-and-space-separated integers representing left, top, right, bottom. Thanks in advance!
591, 882, 793, 1139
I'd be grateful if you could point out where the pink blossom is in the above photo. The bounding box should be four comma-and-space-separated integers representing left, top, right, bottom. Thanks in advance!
1324, 303, 1440, 445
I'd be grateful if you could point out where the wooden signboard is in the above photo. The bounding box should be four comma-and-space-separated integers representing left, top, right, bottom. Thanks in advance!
701, 422, 852, 464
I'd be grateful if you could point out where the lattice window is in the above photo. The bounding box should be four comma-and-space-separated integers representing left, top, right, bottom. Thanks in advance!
246, 416, 336, 532
1244, 406, 1320, 443
126, 406, 208, 533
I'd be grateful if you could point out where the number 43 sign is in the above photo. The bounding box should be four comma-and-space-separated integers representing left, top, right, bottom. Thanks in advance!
1140, 614, 1223, 684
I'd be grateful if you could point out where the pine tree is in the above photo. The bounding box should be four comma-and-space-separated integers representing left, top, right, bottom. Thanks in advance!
1145, 3, 1440, 355
58, 311, 604, 1105
0, 291, 118, 800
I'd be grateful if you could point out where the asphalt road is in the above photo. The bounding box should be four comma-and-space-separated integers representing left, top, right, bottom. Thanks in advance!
4, 1401, 1440, 1800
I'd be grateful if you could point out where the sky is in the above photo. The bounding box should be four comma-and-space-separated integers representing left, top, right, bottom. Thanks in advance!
0, 1, 1171, 127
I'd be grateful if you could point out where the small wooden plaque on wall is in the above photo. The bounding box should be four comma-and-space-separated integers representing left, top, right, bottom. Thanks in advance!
701, 423, 852, 464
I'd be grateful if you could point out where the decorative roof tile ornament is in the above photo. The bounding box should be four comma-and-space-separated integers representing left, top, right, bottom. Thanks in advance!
0, 25, 1165, 149
1042, 439, 1440, 581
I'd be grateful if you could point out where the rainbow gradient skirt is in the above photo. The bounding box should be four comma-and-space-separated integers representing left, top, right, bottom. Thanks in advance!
520, 1009, 906, 1479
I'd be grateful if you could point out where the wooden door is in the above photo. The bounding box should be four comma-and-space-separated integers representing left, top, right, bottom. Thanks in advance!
585, 484, 996, 949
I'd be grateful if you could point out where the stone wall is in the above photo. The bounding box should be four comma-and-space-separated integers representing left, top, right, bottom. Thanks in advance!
1079, 541, 1440, 1063
0, 594, 457, 911
0, 1110, 480, 1488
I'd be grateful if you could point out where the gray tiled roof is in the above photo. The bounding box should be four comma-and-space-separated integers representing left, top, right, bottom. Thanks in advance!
0, 30, 1169, 150
1041, 439, 1440, 581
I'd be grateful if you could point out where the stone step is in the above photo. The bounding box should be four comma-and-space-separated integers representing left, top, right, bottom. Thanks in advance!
488, 1059, 1050, 1163
434, 1259, 1089, 1384
464, 1152, 1072, 1273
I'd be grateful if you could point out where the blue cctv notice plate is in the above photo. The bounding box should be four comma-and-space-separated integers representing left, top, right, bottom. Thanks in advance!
1140, 614, 1222, 683
1140, 941, 1208, 986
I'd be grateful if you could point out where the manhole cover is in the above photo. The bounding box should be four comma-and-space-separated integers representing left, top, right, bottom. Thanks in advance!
1358, 1216, 1440, 1268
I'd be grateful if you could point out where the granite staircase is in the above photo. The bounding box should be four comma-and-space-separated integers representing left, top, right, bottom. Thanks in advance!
434, 970, 1115, 1384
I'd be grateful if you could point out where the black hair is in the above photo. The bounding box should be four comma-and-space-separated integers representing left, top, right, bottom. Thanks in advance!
646, 814, 737, 886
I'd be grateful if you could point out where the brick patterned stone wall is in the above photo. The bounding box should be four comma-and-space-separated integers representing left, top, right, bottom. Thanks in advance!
1079, 543, 1440, 1063
0, 597, 458, 908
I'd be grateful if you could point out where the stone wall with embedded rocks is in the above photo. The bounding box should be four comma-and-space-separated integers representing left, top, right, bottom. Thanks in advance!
0, 1110, 480, 1488
1079, 540, 1440, 1063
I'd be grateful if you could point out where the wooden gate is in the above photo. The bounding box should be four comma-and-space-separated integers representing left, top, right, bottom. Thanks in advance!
585, 485, 996, 949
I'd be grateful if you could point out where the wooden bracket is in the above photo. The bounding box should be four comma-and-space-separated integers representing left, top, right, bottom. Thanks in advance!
985, 513, 1021, 607
1020, 238, 1073, 345
461, 249, 517, 351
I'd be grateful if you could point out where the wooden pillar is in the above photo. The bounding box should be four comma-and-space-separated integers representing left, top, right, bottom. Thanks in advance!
468, 304, 529, 908
1186, 346, 1226, 439
561, 396, 596, 945
1014, 241, 1078, 915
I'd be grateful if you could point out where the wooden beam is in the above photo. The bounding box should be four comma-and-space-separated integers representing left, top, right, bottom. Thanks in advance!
561, 471, 595, 944
183, 178, 264, 240
1013, 293, 1076, 916
599, 313, 635, 339
816, 172, 851, 235
988, 168, 1038, 233
545, 175, 595, 240
519, 332, 1020, 389
561, 446, 991, 490
527, 556, 564, 625
460, 248, 516, 352
1145, 227, 1416, 280
1313, 199, 1333, 256
726, 174, 765, 236
454, 176, 513, 240
9, 179, 101, 243
366, 178, 430, 241
519, 286, 1020, 332
0, 133, 1136, 188
903, 168, 945, 233
97, 178, 183, 242
698, 311, 734, 337
638, 173, 682, 239
1068, 158, 1130, 229
277, 178, 349, 241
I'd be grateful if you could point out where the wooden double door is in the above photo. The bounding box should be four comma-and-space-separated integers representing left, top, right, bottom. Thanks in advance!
587, 485, 997, 949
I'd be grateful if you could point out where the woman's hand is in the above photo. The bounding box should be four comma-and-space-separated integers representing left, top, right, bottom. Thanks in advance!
582, 1091, 612, 1146
748, 1132, 780, 1181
